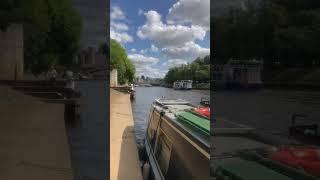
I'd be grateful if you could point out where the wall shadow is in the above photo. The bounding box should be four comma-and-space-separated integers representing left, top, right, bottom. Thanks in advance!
117, 126, 142, 180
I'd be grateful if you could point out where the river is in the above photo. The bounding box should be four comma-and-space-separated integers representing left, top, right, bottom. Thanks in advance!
131, 87, 320, 143
213, 89, 320, 134
131, 86, 210, 143
67, 81, 108, 180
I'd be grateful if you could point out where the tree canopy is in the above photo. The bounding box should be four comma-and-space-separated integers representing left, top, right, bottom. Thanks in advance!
213, 0, 320, 69
0, 0, 81, 75
110, 39, 135, 84
164, 55, 210, 84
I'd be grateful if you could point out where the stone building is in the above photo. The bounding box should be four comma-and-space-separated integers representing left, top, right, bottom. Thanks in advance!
213, 59, 263, 88
110, 69, 118, 87
76, 46, 106, 67
0, 24, 24, 80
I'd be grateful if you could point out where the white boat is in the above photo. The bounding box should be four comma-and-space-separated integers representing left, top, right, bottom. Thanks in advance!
173, 80, 192, 90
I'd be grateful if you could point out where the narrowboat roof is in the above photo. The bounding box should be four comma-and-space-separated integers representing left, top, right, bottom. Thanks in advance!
213, 157, 294, 180
211, 118, 318, 180
153, 98, 210, 152
155, 98, 190, 106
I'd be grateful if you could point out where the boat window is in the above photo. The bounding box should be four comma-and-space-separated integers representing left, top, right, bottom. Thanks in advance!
147, 111, 160, 148
154, 129, 172, 177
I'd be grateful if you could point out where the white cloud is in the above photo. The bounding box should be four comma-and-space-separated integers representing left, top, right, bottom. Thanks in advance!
119, 2, 210, 78
167, 0, 210, 31
110, 30, 133, 43
137, 45, 158, 54
137, 10, 206, 47
110, 6, 133, 44
111, 22, 128, 31
140, 49, 148, 54
162, 41, 210, 60
111, 6, 125, 21
128, 53, 165, 78
151, 44, 159, 52
136, 66, 166, 78
128, 53, 159, 66
163, 59, 188, 68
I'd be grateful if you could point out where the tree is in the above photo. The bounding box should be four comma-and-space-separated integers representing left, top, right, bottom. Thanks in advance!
164, 55, 210, 84
110, 39, 136, 84
213, 0, 320, 72
0, 0, 81, 75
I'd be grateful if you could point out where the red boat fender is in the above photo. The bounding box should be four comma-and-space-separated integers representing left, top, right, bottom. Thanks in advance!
271, 146, 320, 177
194, 107, 210, 118
271, 148, 301, 169
299, 161, 320, 177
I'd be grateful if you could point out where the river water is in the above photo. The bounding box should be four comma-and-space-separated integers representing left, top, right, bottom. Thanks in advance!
131, 86, 210, 143
131, 87, 320, 143
67, 81, 108, 180
213, 89, 320, 134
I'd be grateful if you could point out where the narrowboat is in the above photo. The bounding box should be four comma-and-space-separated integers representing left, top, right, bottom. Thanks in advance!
211, 115, 320, 179
143, 98, 210, 180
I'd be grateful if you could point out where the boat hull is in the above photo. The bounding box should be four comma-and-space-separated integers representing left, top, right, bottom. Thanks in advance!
145, 106, 209, 180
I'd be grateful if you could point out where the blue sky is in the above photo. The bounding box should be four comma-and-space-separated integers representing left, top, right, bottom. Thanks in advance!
111, 0, 210, 78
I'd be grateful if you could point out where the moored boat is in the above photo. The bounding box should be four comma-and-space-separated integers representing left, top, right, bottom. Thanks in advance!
143, 98, 210, 180
211, 113, 320, 179
173, 80, 192, 90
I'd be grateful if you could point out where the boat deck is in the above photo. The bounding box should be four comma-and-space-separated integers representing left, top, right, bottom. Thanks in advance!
211, 136, 271, 158
210, 117, 319, 180
153, 102, 210, 153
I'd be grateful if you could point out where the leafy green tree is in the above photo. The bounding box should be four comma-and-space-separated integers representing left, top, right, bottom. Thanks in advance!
164, 55, 210, 84
213, 0, 320, 78
0, 0, 81, 75
110, 39, 135, 84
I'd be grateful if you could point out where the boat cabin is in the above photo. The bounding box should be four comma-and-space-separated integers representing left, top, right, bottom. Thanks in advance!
173, 80, 192, 90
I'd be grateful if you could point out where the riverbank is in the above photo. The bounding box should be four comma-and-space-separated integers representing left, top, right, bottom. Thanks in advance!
0, 86, 73, 180
110, 89, 142, 180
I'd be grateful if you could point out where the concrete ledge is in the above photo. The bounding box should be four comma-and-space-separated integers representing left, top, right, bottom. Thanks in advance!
110, 89, 142, 180
0, 102, 73, 180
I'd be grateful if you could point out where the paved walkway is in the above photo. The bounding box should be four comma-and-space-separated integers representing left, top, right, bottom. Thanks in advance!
110, 89, 142, 180
0, 86, 73, 180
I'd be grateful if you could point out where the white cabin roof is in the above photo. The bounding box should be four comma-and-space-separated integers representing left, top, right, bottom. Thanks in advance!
155, 98, 190, 106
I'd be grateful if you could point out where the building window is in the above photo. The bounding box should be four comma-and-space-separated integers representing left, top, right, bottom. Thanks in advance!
154, 129, 173, 177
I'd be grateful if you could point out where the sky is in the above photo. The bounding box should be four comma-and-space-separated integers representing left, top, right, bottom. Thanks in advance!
111, 0, 210, 78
